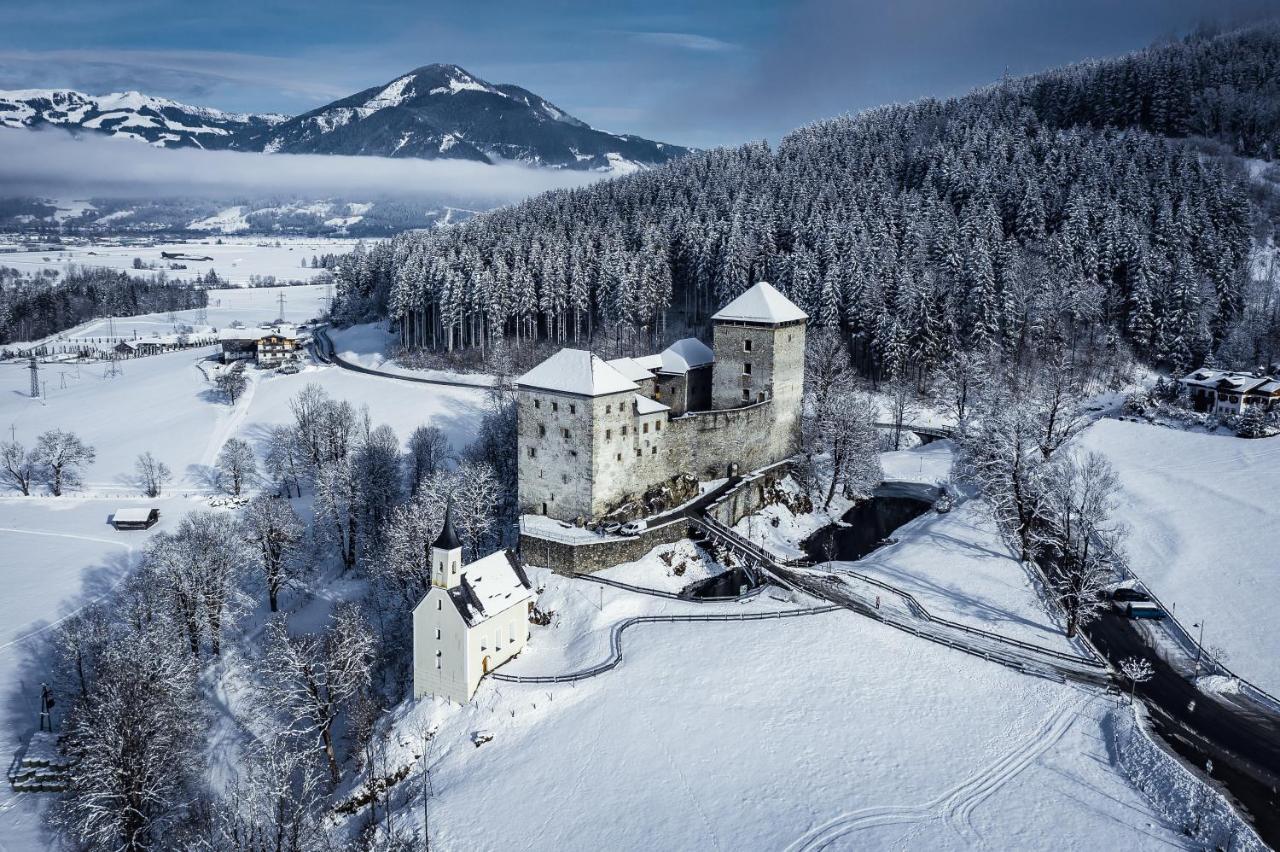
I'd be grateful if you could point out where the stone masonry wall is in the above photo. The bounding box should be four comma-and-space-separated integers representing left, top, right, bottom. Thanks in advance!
517, 389, 597, 519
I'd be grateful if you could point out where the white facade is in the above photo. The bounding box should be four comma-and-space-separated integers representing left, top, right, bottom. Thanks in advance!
412, 529, 536, 704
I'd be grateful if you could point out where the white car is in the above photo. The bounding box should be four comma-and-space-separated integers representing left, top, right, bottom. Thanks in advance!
620, 519, 648, 536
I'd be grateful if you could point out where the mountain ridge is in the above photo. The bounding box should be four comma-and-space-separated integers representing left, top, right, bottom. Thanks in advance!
0, 64, 689, 173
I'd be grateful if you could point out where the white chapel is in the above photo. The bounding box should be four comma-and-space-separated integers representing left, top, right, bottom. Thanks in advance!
412, 505, 536, 704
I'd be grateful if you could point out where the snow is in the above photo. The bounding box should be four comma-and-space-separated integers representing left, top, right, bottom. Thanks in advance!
1077, 418, 1280, 695
711, 280, 809, 325
633, 393, 669, 415
324, 323, 496, 388
660, 336, 714, 373
597, 539, 724, 592
0, 236, 355, 285
453, 551, 534, 626
363, 74, 417, 111
604, 356, 654, 382
516, 348, 637, 397
188, 205, 251, 233
367, 569, 1187, 850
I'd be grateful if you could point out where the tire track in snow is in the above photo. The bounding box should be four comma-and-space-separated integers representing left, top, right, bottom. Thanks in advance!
0, 528, 135, 654
785, 694, 1094, 852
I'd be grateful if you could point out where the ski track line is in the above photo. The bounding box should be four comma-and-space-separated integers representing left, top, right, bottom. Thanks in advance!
198, 366, 258, 471
0, 528, 135, 654
633, 695, 725, 852
785, 694, 1093, 852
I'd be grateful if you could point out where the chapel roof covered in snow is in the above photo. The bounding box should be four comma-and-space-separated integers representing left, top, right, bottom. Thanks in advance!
659, 337, 715, 374
517, 348, 638, 396
711, 281, 808, 326
444, 550, 534, 627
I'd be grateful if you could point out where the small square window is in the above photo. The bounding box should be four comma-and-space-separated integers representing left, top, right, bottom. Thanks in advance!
534, 399, 541, 409
622, 426, 629, 436
552, 401, 559, 412
742, 388, 750, 401
655, 421, 661, 432
436, 599, 442, 611
606, 429, 612, 440
562, 428, 570, 439
527, 446, 537, 459
616, 453, 622, 461
635, 449, 642, 458
570, 404, 576, 415
643, 422, 649, 434
538, 424, 546, 437
569, 450, 578, 458
435, 651, 442, 669
435, 628, 441, 640
606, 404, 612, 414
651, 446, 657, 455
744, 339, 752, 352
743, 362, 752, 375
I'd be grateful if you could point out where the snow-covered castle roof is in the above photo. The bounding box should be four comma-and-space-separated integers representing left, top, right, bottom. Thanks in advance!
711, 281, 808, 325
660, 337, 714, 374
517, 348, 638, 396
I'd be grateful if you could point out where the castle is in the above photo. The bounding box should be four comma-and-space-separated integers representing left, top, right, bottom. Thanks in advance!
516, 281, 808, 523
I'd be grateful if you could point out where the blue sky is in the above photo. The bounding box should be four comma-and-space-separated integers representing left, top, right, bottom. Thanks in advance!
2, 0, 1278, 148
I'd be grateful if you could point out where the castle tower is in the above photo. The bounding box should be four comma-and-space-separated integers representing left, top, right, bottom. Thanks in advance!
710, 281, 808, 451
431, 501, 464, 589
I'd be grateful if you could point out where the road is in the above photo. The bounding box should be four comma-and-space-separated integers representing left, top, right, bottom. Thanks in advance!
1084, 610, 1280, 842
310, 325, 495, 390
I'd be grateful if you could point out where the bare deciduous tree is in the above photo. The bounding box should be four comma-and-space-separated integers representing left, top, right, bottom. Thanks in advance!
257, 605, 373, 785
34, 428, 96, 496
1, 439, 36, 495
407, 424, 448, 493
241, 496, 303, 613
1119, 656, 1155, 704
135, 451, 172, 498
217, 438, 258, 496
216, 370, 249, 405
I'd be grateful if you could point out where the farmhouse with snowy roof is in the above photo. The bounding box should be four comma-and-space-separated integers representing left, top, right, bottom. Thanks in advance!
413, 505, 536, 704
1180, 367, 1280, 416
516, 281, 807, 523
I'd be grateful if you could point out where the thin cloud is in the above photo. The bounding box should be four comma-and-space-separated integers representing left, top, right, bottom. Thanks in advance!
0, 128, 601, 205
625, 31, 738, 52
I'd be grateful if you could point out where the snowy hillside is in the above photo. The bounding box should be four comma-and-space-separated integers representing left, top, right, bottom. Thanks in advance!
0, 89, 286, 149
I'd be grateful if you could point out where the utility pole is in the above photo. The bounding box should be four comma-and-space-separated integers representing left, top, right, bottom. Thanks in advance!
278, 291, 287, 323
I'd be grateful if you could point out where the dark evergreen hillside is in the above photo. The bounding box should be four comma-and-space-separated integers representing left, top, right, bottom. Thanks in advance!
0, 267, 206, 346
334, 25, 1280, 378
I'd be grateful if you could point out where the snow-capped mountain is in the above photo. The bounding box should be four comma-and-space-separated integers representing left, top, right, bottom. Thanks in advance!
251, 64, 688, 170
0, 89, 287, 149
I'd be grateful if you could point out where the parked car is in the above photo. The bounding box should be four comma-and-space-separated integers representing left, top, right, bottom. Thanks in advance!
620, 519, 648, 536
1111, 587, 1165, 619
277, 363, 301, 374
1123, 601, 1166, 620
601, 521, 623, 535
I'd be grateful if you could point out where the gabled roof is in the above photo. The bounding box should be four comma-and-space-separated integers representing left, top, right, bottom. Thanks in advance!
444, 550, 534, 627
711, 281, 808, 325
113, 507, 156, 522
634, 393, 670, 415
1180, 368, 1275, 394
606, 356, 656, 383
517, 349, 637, 397
659, 337, 715, 374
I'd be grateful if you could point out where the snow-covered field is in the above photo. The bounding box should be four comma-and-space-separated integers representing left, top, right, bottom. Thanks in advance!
374, 568, 1188, 850
0, 338, 486, 495
0, 236, 355, 285
325, 322, 497, 388
1078, 418, 1280, 695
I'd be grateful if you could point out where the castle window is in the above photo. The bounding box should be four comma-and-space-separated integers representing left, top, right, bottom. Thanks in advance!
651, 446, 657, 455
758, 392, 766, 402
606, 429, 612, 440
533, 399, 540, 409
562, 428, 570, 439
437, 599, 442, 611
552, 401, 559, 412
562, 474, 569, 483
570, 404, 576, 414
616, 453, 622, 461
436, 651, 441, 669
622, 425, 629, 436
643, 422, 649, 434
655, 421, 661, 432
569, 450, 578, 458
744, 339, 753, 352
606, 404, 612, 414
742, 388, 750, 401
435, 628, 441, 640
527, 446, 536, 459
538, 424, 546, 437
743, 362, 752, 376
635, 449, 642, 458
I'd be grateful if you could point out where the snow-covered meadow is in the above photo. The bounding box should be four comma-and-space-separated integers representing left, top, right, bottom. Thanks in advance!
1078, 418, 1280, 696
366, 566, 1189, 850
0, 236, 355, 286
